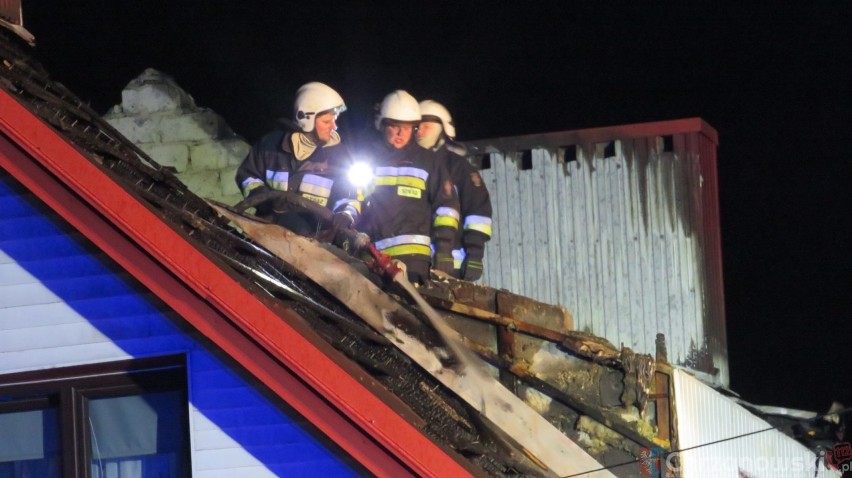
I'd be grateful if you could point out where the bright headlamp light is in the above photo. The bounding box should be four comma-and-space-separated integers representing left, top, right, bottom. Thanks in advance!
347, 161, 374, 189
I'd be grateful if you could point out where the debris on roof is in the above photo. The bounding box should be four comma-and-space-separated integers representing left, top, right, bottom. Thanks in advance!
0, 29, 674, 477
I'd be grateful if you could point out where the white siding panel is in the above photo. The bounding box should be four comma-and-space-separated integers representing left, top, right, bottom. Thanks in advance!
0, 282, 61, 308
188, 409, 278, 478
0, 302, 86, 329
0, 343, 131, 373
0, 260, 128, 371
479, 139, 723, 383
0, 255, 280, 477
672, 369, 838, 478
193, 449, 273, 473
0, 342, 132, 373
0, 261, 37, 285
0, 322, 114, 352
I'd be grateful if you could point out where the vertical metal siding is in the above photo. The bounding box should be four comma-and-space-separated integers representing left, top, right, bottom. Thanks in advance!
673, 369, 838, 478
470, 118, 727, 385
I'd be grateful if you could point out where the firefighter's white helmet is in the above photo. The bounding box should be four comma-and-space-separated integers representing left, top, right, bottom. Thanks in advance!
374, 90, 421, 130
294, 82, 346, 133
419, 100, 456, 139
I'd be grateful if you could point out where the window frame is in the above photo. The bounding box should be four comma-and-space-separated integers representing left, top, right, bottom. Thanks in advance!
0, 355, 190, 478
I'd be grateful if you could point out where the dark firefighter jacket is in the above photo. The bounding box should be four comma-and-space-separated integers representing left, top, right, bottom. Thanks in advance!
234, 129, 359, 222
437, 140, 493, 267
355, 140, 460, 260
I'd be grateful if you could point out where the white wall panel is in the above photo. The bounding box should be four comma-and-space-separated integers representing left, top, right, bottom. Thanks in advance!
0, 255, 274, 478
471, 122, 727, 384
673, 369, 838, 478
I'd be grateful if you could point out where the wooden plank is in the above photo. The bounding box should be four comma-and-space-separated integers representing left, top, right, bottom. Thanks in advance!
209, 203, 615, 478
426, 297, 571, 344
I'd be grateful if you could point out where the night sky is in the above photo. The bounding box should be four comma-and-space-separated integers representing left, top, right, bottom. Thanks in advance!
17, 2, 851, 415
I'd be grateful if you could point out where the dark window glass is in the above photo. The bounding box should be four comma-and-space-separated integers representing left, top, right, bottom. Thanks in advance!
0, 356, 188, 478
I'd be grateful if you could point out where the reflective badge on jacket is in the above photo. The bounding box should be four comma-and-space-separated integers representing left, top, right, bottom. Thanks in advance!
302, 194, 328, 206
299, 174, 332, 206
375, 166, 427, 199
397, 186, 422, 198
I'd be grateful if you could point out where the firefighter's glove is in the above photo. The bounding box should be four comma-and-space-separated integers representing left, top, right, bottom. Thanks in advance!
461, 259, 483, 281
236, 186, 270, 213
332, 211, 355, 231
270, 194, 292, 214
432, 240, 455, 275
433, 253, 455, 275
461, 246, 484, 282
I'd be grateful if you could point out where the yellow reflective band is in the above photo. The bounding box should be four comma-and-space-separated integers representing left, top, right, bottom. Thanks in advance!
348, 200, 362, 214
398, 186, 422, 198
382, 244, 432, 257
434, 216, 459, 229
465, 223, 493, 236
302, 194, 328, 206
269, 180, 288, 191
242, 181, 264, 197
299, 182, 331, 198
375, 176, 426, 190
398, 176, 426, 189
452, 249, 464, 269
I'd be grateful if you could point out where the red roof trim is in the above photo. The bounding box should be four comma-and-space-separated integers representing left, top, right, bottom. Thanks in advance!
0, 90, 474, 478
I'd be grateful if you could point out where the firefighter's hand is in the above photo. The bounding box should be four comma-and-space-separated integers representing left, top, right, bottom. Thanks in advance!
433, 253, 455, 275
460, 258, 483, 281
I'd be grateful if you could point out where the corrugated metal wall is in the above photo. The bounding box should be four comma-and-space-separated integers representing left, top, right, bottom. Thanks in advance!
672, 369, 839, 478
467, 118, 728, 385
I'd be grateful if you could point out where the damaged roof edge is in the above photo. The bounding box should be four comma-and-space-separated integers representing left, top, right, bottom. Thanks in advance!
0, 89, 480, 478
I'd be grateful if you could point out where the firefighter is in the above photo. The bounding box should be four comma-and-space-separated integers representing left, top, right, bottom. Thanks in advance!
416, 100, 492, 282
355, 90, 460, 284
235, 81, 358, 238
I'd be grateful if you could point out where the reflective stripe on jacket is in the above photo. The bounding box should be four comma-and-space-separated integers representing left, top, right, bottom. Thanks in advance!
235, 129, 356, 218
436, 141, 493, 253
357, 140, 460, 255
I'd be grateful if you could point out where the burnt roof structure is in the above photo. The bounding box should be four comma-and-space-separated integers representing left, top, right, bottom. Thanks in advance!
0, 29, 674, 478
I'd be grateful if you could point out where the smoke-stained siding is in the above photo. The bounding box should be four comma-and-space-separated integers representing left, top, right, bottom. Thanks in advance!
467, 118, 728, 385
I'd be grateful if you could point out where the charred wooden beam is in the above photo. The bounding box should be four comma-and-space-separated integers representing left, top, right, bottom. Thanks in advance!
461, 337, 666, 453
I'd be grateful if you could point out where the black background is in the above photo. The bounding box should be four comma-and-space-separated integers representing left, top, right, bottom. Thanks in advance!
19, 1, 851, 414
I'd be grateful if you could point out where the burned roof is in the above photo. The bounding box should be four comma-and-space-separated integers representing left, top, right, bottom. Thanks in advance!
0, 29, 667, 478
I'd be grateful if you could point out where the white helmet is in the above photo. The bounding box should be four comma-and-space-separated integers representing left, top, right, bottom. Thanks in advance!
294, 82, 346, 132
374, 90, 421, 130
419, 100, 456, 139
